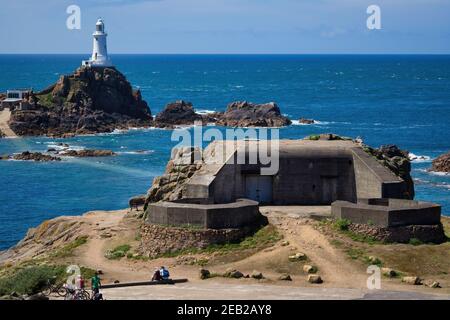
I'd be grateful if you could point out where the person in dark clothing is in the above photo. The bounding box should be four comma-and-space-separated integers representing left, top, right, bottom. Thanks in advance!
152, 268, 162, 281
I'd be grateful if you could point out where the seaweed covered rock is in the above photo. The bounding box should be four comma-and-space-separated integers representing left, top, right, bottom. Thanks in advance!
9, 67, 152, 136
216, 101, 291, 127
431, 152, 450, 173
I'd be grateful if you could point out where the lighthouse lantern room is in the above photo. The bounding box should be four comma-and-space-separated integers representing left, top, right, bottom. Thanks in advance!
82, 19, 113, 68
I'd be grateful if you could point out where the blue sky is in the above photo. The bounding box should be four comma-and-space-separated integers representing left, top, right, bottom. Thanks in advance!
0, 0, 449, 54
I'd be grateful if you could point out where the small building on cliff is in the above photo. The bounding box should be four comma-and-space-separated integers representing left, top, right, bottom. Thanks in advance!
1, 89, 32, 110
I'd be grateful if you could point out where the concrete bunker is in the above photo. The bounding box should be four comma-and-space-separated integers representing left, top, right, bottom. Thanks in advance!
182, 140, 411, 205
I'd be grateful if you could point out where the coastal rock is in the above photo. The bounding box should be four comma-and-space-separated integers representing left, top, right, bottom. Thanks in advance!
381, 267, 397, 278
251, 270, 264, 279
307, 274, 323, 284
288, 252, 307, 262
154, 101, 203, 128
303, 265, 318, 274
278, 274, 292, 281
9, 151, 62, 162
363, 144, 415, 199
59, 149, 115, 157
431, 152, 450, 173
224, 269, 244, 279
423, 280, 440, 288
299, 118, 315, 125
402, 276, 421, 285
215, 101, 291, 127
9, 67, 152, 137
144, 147, 203, 212
199, 269, 211, 280
129, 195, 147, 210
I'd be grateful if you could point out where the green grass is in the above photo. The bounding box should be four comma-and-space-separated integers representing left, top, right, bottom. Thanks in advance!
156, 225, 281, 259
105, 244, 132, 260
332, 219, 380, 245
307, 135, 320, 141
0, 264, 96, 296
51, 236, 88, 258
408, 238, 424, 246
334, 219, 351, 231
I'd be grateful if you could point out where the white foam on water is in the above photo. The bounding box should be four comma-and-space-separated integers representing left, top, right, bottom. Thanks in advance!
417, 168, 449, 176
117, 150, 154, 155
196, 109, 216, 115
291, 120, 330, 126
409, 153, 432, 163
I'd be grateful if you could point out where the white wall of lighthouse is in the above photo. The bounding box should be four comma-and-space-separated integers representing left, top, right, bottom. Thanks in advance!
82, 19, 113, 67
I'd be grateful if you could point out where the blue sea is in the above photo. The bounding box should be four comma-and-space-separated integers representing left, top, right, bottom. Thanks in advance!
0, 54, 449, 250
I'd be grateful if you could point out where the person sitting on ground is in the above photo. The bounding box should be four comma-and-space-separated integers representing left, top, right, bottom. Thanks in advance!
152, 268, 162, 281
91, 272, 102, 296
160, 266, 170, 280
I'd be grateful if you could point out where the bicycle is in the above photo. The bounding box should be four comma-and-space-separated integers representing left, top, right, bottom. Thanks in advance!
41, 277, 67, 297
63, 287, 91, 300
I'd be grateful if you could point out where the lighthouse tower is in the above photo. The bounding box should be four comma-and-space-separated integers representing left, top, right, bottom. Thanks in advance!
82, 19, 113, 68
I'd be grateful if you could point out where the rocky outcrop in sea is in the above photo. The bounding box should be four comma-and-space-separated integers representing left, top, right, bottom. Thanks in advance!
8, 67, 153, 137
154, 100, 204, 128
215, 101, 292, 127
431, 152, 450, 173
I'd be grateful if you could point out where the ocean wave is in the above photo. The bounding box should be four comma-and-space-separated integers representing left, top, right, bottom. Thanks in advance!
291, 120, 330, 126
117, 150, 154, 155
409, 153, 432, 163
196, 109, 217, 115
416, 168, 449, 176
45, 142, 85, 151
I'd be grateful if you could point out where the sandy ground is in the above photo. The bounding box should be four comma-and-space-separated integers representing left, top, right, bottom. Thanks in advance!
3, 205, 448, 300
0, 108, 17, 138
49, 206, 448, 299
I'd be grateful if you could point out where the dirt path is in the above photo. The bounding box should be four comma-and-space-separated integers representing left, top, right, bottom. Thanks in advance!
0, 108, 17, 138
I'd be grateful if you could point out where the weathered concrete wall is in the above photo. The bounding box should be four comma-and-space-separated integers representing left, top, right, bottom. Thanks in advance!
351, 148, 406, 199
182, 140, 412, 206
332, 199, 442, 227
147, 199, 262, 229
272, 152, 356, 205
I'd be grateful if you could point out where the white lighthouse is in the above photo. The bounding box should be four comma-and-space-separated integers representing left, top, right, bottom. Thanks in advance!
82, 19, 113, 68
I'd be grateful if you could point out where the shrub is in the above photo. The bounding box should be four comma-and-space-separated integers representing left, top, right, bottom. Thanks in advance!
335, 219, 351, 231
105, 244, 131, 260
0, 265, 64, 296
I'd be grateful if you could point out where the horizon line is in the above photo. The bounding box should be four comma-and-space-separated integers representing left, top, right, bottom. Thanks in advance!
1, 53, 450, 56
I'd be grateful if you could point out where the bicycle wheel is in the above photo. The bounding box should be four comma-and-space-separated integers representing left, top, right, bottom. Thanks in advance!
41, 286, 52, 297
57, 285, 67, 297
82, 290, 91, 300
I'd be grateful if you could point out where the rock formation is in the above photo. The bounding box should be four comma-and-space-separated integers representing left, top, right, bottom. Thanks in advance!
154, 101, 204, 128
363, 144, 415, 199
299, 118, 315, 125
0, 151, 62, 162
431, 152, 450, 173
144, 147, 203, 211
58, 149, 115, 157
8, 67, 152, 137
215, 101, 291, 127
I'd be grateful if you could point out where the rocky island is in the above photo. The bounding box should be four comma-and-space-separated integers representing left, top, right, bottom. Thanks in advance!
7, 67, 152, 137
431, 152, 450, 173
215, 101, 292, 127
